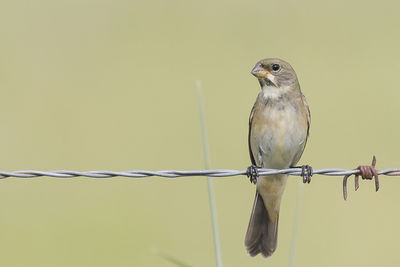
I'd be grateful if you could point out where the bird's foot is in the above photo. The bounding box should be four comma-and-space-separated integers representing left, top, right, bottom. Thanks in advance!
343, 156, 379, 200
292, 165, 313, 184
301, 165, 313, 184
246, 165, 259, 184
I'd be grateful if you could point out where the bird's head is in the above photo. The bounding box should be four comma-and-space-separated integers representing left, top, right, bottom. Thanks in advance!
251, 58, 298, 89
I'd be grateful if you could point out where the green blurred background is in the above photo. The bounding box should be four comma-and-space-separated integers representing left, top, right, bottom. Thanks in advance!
0, 0, 399, 266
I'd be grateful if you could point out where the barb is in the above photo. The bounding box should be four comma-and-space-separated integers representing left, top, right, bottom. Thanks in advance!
343, 156, 380, 200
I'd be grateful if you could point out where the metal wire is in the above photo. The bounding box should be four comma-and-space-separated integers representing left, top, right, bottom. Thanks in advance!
0, 168, 399, 179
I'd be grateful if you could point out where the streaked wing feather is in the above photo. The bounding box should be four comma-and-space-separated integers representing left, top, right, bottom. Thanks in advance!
248, 105, 256, 166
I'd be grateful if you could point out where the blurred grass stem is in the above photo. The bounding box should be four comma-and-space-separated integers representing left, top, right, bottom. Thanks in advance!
196, 81, 223, 267
288, 182, 304, 267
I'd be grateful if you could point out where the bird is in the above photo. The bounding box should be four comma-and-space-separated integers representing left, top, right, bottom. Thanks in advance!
245, 58, 311, 258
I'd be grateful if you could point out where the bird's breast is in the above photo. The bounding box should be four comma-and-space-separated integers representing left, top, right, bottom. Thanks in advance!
250, 97, 308, 169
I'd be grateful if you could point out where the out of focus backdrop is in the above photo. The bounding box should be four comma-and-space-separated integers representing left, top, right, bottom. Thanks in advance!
0, 0, 399, 266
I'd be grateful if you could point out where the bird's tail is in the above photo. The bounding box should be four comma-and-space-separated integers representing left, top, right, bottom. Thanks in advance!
244, 191, 279, 258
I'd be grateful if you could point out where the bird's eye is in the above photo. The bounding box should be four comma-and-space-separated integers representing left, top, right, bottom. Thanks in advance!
272, 64, 280, 71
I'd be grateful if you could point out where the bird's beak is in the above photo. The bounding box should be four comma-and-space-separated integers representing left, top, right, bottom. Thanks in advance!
251, 64, 270, 78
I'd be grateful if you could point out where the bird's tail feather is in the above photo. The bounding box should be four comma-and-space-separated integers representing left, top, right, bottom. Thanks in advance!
244, 191, 279, 258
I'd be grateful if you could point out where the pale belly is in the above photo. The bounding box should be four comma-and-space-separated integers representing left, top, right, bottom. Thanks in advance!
251, 104, 307, 169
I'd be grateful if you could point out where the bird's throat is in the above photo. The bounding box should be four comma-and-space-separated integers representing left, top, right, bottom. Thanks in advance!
261, 84, 291, 100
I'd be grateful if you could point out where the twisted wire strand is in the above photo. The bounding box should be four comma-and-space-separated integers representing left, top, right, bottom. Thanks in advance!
0, 168, 399, 179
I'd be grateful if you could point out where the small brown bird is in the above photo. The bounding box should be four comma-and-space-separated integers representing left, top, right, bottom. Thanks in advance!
245, 58, 310, 257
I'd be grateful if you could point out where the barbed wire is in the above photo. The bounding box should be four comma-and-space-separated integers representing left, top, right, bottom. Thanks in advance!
0, 167, 399, 178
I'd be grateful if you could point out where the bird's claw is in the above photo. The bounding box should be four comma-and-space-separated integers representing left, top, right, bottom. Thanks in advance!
300, 165, 313, 184
246, 165, 259, 184
343, 156, 379, 200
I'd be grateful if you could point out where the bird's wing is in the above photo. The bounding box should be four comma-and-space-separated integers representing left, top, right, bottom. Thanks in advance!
290, 93, 311, 166
302, 93, 311, 142
248, 105, 256, 166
